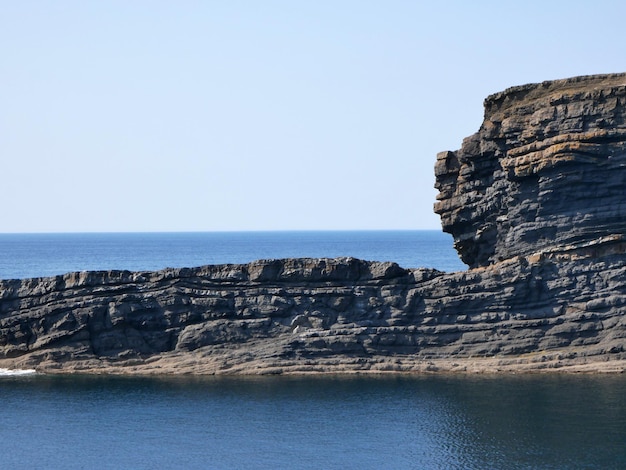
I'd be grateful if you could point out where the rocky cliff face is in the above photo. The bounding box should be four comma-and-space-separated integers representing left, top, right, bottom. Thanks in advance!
2, 251, 625, 374
2, 73, 626, 374
435, 73, 626, 268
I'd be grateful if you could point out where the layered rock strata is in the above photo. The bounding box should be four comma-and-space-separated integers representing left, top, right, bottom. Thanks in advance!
1, 252, 625, 374
435, 73, 626, 268
2, 72, 626, 374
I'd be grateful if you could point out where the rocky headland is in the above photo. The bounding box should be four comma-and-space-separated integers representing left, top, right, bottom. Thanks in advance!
3, 73, 626, 374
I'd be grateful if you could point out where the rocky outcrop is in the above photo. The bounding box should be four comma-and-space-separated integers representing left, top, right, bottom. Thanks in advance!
435, 73, 626, 268
2, 73, 626, 374
1, 253, 625, 374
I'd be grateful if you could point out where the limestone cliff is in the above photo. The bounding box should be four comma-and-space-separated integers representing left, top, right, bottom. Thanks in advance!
2, 73, 626, 374
435, 73, 626, 268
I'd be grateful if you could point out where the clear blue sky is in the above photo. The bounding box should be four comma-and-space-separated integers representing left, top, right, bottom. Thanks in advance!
3, 1, 626, 232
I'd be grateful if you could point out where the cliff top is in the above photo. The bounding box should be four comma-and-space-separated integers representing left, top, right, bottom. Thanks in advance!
484, 72, 626, 117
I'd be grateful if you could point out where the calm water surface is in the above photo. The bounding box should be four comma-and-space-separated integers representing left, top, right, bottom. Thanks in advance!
1, 374, 625, 469
1, 232, 624, 469
0, 230, 465, 280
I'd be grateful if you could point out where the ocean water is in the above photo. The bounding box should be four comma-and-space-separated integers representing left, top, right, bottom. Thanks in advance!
1, 374, 625, 469
0, 230, 466, 280
1, 231, 626, 469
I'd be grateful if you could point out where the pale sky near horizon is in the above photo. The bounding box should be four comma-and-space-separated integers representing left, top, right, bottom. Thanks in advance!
3, 1, 626, 233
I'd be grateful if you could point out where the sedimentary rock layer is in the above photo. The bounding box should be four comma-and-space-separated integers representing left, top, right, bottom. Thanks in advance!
435, 73, 626, 268
1, 249, 625, 374
2, 72, 626, 374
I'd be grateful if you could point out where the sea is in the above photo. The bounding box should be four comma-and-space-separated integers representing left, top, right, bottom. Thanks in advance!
0, 230, 464, 280
1, 231, 625, 470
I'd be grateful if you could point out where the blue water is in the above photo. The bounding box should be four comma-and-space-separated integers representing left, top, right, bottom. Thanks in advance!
1, 231, 625, 469
1, 374, 625, 469
0, 230, 465, 280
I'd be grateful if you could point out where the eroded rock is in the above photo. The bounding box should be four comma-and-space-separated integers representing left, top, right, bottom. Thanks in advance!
435, 73, 626, 268
2, 73, 626, 374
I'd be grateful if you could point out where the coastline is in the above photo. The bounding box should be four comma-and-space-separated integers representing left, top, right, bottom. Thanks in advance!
1, 248, 625, 376
4, 348, 625, 376
3, 74, 626, 376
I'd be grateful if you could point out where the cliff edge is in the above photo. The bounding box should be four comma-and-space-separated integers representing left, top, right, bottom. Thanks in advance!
435, 73, 626, 268
2, 73, 626, 374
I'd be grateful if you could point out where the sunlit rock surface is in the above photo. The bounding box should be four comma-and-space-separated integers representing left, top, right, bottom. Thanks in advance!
435, 73, 626, 268
2, 73, 626, 374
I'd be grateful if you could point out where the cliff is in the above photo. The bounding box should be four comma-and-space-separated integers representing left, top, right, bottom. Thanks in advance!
2, 73, 626, 374
435, 73, 626, 268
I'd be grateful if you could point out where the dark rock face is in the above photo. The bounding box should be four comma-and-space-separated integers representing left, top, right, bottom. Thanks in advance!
0, 259, 449, 372
2, 251, 625, 373
435, 73, 626, 268
2, 73, 626, 374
